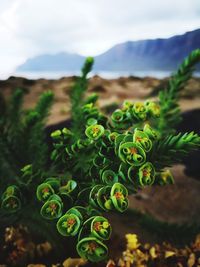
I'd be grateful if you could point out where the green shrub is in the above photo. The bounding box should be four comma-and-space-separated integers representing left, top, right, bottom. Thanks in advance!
0, 51, 200, 263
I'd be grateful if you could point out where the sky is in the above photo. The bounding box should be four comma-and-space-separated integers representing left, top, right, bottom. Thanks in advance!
0, 0, 200, 77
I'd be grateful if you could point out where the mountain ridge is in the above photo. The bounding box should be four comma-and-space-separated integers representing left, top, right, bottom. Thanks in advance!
17, 29, 200, 72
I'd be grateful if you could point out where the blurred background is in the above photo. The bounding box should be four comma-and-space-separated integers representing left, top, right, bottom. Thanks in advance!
0, 0, 200, 266
0, 0, 200, 79
1, 0, 200, 123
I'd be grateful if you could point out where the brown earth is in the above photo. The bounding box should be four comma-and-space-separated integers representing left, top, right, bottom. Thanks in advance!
109, 165, 200, 243
0, 75, 200, 125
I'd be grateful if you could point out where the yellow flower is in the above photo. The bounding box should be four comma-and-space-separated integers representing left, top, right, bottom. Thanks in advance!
126, 234, 140, 250
102, 221, 109, 229
149, 246, 157, 259
165, 250, 175, 258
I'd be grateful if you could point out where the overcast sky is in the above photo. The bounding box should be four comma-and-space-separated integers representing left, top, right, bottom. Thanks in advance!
0, 0, 200, 77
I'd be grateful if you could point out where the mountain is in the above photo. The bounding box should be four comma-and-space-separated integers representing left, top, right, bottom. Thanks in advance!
17, 29, 200, 72
17, 52, 85, 71
94, 29, 200, 70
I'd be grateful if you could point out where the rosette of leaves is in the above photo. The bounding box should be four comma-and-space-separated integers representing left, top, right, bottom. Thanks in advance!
136, 162, 155, 187
1, 185, 22, 213
76, 215, 111, 261
36, 178, 60, 202
77, 237, 108, 262
85, 124, 105, 140
89, 185, 113, 211
127, 164, 156, 188
108, 131, 119, 144
110, 109, 130, 129
133, 129, 152, 152
40, 194, 63, 220
97, 186, 113, 211
118, 141, 146, 166
91, 216, 112, 240
96, 186, 113, 211
131, 102, 147, 120
111, 109, 124, 123
57, 206, 83, 236
57, 213, 81, 236
110, 183, 129, 212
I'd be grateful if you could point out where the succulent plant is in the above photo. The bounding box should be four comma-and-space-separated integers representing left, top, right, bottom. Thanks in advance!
1, 51, 200, 262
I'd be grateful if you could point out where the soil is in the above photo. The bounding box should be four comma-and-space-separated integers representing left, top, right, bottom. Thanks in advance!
0, 75, 200, 125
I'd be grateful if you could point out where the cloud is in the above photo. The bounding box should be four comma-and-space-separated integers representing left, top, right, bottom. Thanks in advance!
0, 0, 199, 77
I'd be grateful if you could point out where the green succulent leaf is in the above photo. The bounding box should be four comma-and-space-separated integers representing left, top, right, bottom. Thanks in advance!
1, 195, 21, 213
110, 183, 129, 212
57, 213, 81, 236
40, 194, 63, 220
132, 102, 147, 120
76, 237, 108, 262
89, 185, 102, 209
36, 183, 55, 202
85, 124, 104, 140
87, 118, 98, 126
91, 216, 112, 240
101, 170, 118, 185
118, 142, 146, 166
2, 185, 21, 199
97, 186, 113, 211
144, 124, 160, 140
111, 109, 124, 122
59, 180, 77, 195
51, 130, 62, 139
133, 129, 152, 152
137, 162, 155, 187
45, 177, 60, 191
66, 206, 86, 220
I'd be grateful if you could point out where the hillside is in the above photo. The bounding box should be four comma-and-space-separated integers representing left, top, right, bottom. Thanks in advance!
17, 29, 200, 71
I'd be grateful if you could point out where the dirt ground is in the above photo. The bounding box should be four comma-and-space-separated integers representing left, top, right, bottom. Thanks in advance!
0, 75, 200, 125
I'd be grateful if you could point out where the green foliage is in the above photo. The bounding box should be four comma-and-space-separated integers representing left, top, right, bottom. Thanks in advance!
158, 49, 200, 135
70, 57, 95, 139
0, 51, 200, 263
150, 132, 200, 170
0, 89, 54, 183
